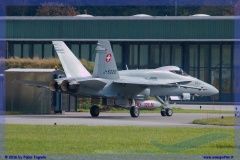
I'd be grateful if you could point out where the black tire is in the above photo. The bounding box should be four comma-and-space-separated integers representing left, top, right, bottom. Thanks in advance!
161, 108, 167, 117
130, 106, 140, 118
90, 105, 100, 117
166, 108, 173, 117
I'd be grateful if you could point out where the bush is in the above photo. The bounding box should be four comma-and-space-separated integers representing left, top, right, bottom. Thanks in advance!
5, 57, 94, 73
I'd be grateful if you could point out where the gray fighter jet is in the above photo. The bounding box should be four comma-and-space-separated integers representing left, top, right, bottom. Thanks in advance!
49, 40, 218, 118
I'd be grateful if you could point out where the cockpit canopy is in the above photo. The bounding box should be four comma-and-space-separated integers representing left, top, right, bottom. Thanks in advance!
156, 66, 188, 76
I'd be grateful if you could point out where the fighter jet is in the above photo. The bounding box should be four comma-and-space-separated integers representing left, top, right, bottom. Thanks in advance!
48, 40, 218, 118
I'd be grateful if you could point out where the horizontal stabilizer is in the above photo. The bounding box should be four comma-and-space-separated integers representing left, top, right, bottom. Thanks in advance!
16, 80, 49, 88
79, 78, 107, 90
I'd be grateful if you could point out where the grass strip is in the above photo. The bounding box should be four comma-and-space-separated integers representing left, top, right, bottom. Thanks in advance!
192, 116, 234, 126
6, 124, 234, 155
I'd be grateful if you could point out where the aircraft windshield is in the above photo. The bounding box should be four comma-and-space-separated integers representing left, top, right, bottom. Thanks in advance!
170, 69, 188, 76
157, 66, 189, 76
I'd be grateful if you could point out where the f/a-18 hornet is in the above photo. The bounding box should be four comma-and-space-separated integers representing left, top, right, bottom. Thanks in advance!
48, 40, 218, 118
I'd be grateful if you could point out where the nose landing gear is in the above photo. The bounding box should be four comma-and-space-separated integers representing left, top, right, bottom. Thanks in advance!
156, 96, 173, 117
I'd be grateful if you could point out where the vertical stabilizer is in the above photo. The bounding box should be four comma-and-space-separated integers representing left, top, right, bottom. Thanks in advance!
92, 40, 120, 79
52, 41, 91, 78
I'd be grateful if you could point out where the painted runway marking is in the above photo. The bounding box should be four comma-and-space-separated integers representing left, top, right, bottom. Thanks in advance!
151, 132, 231, 152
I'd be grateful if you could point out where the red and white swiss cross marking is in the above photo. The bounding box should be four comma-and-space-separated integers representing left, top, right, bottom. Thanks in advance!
106, 54, 112, 62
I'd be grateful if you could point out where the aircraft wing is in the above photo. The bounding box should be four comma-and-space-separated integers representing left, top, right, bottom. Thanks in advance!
18, 77, 107, 91
16, 80, 49, 88
114, 77, 159, 86
114, 78, 208, 93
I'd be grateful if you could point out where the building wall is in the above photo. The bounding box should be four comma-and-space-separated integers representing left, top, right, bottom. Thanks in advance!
5, 17, 234, 40
5, 69, 77, 113
3, 16, 236, 102
5, 71, 52, 113
6, 40, 234, 102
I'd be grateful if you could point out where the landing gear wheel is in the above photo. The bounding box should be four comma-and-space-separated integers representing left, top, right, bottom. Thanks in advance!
166, 108, 173, 117
160, 108, 167, 117
130, 106, 140, 118
90, 105, 100, 117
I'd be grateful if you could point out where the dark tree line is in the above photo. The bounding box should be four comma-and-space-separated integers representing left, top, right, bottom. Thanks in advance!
5, 4, 238, 16
35, 2, 79, 16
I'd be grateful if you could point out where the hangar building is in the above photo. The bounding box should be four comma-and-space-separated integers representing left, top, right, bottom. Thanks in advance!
3, 16, 235, 102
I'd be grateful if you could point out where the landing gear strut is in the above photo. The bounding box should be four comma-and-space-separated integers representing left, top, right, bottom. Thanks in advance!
156, 96, 173, 117
90, 105, 100, 117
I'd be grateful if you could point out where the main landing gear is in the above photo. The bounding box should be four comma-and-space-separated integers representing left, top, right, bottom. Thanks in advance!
90, 104, 140, 118
90, 105, 100, 117
130, 106, 140, 118
156, 96, 173, 117
160, 108, 173, 117
90, 97, 172, 118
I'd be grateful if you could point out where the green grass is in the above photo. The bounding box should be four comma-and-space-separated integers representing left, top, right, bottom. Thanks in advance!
193, 116, 234, 126
142, 107, 234, 114
6, 124, 234, 155
173, 107, 234, 114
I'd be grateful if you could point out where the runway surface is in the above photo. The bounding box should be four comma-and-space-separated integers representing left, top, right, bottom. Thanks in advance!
5, 112, 234, 128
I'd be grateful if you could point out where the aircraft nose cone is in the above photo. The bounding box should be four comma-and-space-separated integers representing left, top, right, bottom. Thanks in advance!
209, 85, 219, 95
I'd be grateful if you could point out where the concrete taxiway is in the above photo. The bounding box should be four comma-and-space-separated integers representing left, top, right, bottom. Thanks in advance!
4, 112, 234, 128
